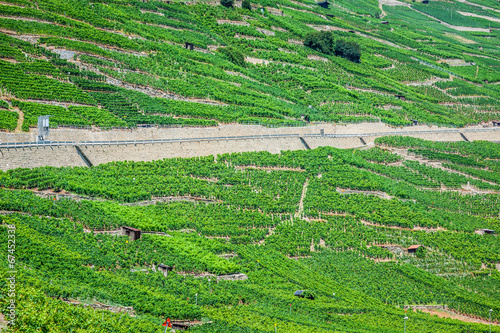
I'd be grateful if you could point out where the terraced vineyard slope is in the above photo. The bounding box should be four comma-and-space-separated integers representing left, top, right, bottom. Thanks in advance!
1, 138, 500, 332
0, 0, 498, 131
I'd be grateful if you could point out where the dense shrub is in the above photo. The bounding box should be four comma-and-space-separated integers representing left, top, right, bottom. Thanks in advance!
242, 0, 251, 10
221, 0, 234, 8
304, 31, 335, 55
334, 39, 361, 63
304, 33, 361, 63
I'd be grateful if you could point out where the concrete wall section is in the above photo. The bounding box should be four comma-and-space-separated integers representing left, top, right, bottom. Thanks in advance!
304, 137, 365, 149
463, 130, 500, 142
406, 132, 465, 142
80, 137, 306, 166
1, 129, 499, 171
0, 146, 86, 171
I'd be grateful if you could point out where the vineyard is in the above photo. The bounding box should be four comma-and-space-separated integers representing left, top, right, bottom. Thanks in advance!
0, 0, 499, 331
0, 0, 498, 130
1, 137, 500, 332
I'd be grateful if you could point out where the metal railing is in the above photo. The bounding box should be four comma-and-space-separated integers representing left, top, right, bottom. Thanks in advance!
78, 134, 301, 146
0, 141, 77, 148
1, 128, 498, 149
305, 127, 500, 138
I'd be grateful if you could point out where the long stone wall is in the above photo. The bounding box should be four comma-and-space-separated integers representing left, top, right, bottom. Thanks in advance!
1, 126, 499, 171
462, 131, 500, 142
1, 122, 496, 144
0, 146, 87, 170
304, 136, 365, 149
80, 137, 306, 166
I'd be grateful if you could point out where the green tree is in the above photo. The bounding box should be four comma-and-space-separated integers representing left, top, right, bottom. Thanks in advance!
221, 0, 234, 8
304, 31, 335, 55
242, 0, 251, 10
334, 39, 361, 63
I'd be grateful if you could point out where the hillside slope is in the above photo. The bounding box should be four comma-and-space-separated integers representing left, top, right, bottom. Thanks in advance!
1, 1, 500, 332
1, 138, 500, 332
0, 0, 498, 132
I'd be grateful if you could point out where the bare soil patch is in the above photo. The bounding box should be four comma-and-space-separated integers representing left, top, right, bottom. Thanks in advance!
234, 165, 305, 172
420, 308, 499, 326
337, 187, 393, 199
13, 106, 23, 133
444, 32, 477, 44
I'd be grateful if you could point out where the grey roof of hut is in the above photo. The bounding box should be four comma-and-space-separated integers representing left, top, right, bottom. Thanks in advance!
122, 226, 141, 232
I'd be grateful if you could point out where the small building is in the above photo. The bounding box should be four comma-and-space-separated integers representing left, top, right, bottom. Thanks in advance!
475, 229, 495, 235
381, 21, 389, 25
349, 30, 356, 33
185, 42, 194, 50
411, 119, 418, 126
395, 94, 406, 101
171, 320, 192, 331
158, 264, 173, 277
422, 0, 429, 3
121, 226, 141, 241
492, 121, 500, 127
294, 290, 315, 300
407, 245, 422, 253
326, 14, 334, 18
317, 1, 329, 9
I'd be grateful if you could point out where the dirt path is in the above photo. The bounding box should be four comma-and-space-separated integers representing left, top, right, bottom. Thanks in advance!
0, 1, 26, 7
121, 196, 219, 206
337, 187, 393, 199
390, 148, 500, 187
0, 313, 8, 331
295, 178, 309, 218
13, 106, 23, 133
356, 32, 402, 48
362, 220, 448, 232
379, 0, 409, 6
405, 77, 453, 87
378, 0, 410, 19
378, 2, 386, 19
234, 165, 305, 172
455, 0, 500, 14
0, 15, 58, 26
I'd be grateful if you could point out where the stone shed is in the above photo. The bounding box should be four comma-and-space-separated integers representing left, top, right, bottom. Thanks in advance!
158, 263, 173, 277
121, 226, 141, 241
407, 245, 422, 254
475, 229, 495, 235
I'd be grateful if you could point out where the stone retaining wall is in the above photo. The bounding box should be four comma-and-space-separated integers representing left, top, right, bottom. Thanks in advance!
305, 136, 365, 149
1, 122, 495, 144
0, 145, 86, 171
80, 137, 306, 166
1, 127, 499, 171
463, 131, 500, 141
